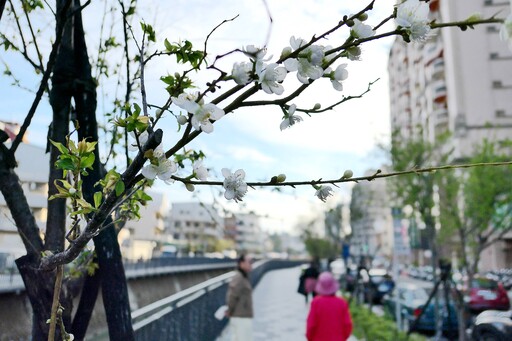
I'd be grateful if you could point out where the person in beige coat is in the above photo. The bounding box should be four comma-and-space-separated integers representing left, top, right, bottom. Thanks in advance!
226, 254, 253, 341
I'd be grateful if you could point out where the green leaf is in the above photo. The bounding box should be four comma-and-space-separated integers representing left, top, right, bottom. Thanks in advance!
80, 154, 95, 169
50, 140, 68, 154
164, 39, 173, 52
115, 180, 125, 196
55, 158, 76, 170
93, 191, 102, 208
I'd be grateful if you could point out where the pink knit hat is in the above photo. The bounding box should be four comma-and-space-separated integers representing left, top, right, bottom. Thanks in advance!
315, 272, 339, 296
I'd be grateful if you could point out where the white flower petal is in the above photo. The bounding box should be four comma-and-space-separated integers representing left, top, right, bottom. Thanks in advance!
141, 165, 157, 180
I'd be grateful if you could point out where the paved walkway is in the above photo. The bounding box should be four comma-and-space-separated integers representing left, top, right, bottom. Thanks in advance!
217, 266, 356, 341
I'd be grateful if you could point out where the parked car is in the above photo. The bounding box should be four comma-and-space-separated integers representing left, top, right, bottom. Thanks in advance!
383, 282, 459, 337
362, 268, 395, 304
465, 276, 510, 314
471, 309, 512, 341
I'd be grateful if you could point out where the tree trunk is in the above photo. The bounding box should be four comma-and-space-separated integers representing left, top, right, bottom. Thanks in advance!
17, 255, 73, 340
70, 1, 134, 338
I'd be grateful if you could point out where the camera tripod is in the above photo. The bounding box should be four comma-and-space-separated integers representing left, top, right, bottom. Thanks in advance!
407, 261, 462, 339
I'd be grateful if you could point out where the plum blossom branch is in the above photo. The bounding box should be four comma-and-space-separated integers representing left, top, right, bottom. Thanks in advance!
170, 161, 512, 188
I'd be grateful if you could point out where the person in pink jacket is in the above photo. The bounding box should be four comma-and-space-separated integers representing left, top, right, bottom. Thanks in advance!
306, 271, 353, 341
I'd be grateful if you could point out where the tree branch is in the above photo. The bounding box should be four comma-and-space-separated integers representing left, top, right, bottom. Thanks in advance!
40, 129, 163, 270
10, 0, 73, 154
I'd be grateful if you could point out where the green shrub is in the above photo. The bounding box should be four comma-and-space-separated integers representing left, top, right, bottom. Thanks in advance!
349, 301, 426, 341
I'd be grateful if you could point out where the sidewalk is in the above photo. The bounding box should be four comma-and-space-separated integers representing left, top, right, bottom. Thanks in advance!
217, 266, 357, 341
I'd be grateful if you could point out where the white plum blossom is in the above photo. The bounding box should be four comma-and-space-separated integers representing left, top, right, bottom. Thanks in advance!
283, 36, 324, 84
256, 62, 287, 95
351, 19, 375, 38
280, 104, 303, 130
395, 0, 431, 41
222, 168, 248, 202
500, 14, 512, 51
142, 158, 177, 184
128, 131, 148, 151
324, 64, 349, 91
315, 185, 334, 202
193, 160, 209, 180
171, 93, 224, 133
128, 131, 165, 158
231, 62, 253, 85
243, 45, 267, 62
346, 46, 362, 61
177, 115, 188, 125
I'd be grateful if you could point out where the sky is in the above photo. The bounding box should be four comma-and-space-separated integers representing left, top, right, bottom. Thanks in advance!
0, 0, 397, 234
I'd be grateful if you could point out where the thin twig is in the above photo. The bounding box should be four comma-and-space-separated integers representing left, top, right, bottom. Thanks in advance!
22, 2, 44, 71
170, 161, 512, 187
10, 0, 73, 154
48, 265, 64, 341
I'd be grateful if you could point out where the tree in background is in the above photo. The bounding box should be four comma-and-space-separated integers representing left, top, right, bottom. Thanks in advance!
389, 128, 451, 267
438, 139, 512, 280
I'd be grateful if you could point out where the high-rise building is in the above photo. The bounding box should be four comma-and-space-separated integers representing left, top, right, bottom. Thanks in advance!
388, 0, 512, 270
389, 0, 512, 156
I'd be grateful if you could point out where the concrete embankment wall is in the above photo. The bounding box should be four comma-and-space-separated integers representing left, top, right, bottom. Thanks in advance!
0, 267, 231, 341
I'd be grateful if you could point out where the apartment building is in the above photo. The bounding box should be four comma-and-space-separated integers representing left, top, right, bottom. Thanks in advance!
388, 0, 512, 270
0, 143, 49, 269
118, 190, 169, 260
166, 202, 224, 254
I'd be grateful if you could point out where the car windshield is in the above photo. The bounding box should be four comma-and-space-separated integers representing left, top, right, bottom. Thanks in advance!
411, 288, 429, 300
472, 278, 498, 290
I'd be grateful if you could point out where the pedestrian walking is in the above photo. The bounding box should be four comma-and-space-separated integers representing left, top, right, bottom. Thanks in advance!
225, 254, 253, 341
306, 271, 353, 341
302, 260, 320, 303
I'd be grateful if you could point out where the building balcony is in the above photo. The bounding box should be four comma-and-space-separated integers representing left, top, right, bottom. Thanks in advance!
430, 58, 445, 80
434, 108, 449, 121
432, 81, 447, 103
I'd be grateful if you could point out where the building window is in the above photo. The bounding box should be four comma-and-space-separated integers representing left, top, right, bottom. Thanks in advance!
175, 221, 181, 227
495, 110, 507, 117
492, 80, 503, 88
490, 52, 499, 60
486, 26, 499, 33
484, 0, 510, 6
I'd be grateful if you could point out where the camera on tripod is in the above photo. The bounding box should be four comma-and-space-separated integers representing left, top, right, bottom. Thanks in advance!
439, 259, 452, 281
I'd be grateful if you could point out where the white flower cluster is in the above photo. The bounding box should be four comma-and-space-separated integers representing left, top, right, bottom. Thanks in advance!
501, 14, 512, 51
395, 0, 431, 42
130, 131, 178, 183
171, 92, 224, 134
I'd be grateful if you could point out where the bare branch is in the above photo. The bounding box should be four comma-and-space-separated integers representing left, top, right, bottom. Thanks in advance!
170, 160, 512, 188
10, 0, 73, 154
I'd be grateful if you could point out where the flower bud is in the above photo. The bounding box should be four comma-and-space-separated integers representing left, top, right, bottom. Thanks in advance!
276, 174, 286, 182
313, 103, 321, 110
185, 183, 195, 192
358, 13, 368, 21
346, 19, 355, 27
280, 47, 292, 59
466, 13, 482, 22
342, 169, 353, 179
174, 72, 180, 78
69, 188, 77, 195
177, 115, 188, 125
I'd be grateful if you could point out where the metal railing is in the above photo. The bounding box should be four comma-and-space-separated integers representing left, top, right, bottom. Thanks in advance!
0, 257, 237, 293
129, 259, 304, 341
